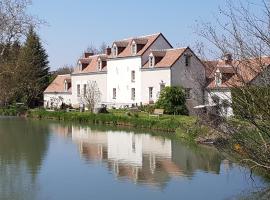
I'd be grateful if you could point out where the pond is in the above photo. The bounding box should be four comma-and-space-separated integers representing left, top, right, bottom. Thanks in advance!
0, 117, 268, 200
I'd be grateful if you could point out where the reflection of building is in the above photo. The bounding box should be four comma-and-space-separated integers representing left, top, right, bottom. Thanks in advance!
50, 123, 72, 137
70, 125, 222, 187
107, 132, 142, 166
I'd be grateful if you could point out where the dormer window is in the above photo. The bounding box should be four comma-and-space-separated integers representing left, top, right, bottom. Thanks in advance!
215, 70, 222, 86
131, 42, 137, 55
64, 80, 68, 92
97, 59, 102, 71
184, 54, 191, 66
149, 56, 155, 67
112, 44, 118, 57
78, 61, 82, 71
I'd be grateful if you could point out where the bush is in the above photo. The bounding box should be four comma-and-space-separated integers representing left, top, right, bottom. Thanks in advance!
139, 104, 155, 113
155, 86, 188, 115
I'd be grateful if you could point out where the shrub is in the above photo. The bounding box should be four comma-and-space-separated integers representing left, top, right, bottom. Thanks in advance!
139, 104, 155, 113
155, 86, 188, 115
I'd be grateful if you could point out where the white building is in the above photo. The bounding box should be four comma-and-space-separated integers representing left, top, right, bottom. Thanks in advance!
204, 55, 270, 117
44, 33, 206, 114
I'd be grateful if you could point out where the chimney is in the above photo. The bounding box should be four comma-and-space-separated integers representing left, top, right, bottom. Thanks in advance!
105, 47, 111, 56
224, 53, 233, 65
84, 52, 94, 58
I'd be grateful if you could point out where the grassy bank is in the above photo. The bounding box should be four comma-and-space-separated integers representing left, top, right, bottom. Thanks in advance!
28, 109, 200, 134
0, 106, 27, 116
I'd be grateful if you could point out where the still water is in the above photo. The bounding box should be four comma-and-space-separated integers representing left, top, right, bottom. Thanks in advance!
0, 117, 268, 200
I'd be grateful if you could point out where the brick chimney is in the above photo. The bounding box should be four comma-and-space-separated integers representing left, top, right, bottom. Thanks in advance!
84, 52, 94, 58
105, 47, 111, 56
224, 53, 233, 65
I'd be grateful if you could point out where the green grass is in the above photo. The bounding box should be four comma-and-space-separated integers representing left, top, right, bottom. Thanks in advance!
28, 109, 198, 134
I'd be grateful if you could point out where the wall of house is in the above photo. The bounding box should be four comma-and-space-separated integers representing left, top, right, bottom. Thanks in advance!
44, 93, 72, 109
106, 57, 142, 108
206, 89, 234, 117
71, 73, 107, 108
250, 65, 270, 86
141, 35, 172, 66
170, 49, 206, 115
141, 68, 171, 104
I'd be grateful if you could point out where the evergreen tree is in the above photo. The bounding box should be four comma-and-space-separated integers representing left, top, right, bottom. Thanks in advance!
0, 41, 21, 106
17, 27, 49, 107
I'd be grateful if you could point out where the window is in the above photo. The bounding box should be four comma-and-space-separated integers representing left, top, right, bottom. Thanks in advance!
184, 54, 191, 66
83, 84, 87, 96
113, 45, 118, 57
98, 60, 102, 71
64, 80, 68, 92
131, 44, 136, 55
78, 61, 82, 71
149, 87, 153, 100
131, 70, 135, 82
77, 84, 80, 97
131, 88, 135, 100
184, 88, 191, 99
215, 71, 222, 86
160, 83, 165, 92
149, 56, 154, 67
113, 88, 116, 99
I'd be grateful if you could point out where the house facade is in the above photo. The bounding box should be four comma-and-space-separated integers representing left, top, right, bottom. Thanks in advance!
44, 33, 206, 114
204, 55, 270, 117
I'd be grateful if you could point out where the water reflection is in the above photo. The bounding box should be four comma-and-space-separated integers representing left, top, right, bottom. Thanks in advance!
0, 117, 50, 200
52, 124, 224, 187
0, 119, 267, 200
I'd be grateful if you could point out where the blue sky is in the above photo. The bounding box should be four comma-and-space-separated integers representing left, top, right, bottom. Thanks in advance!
28, 0, 258, 70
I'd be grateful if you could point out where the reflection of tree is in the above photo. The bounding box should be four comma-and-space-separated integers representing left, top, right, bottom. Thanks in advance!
0, 118, 50, 199
171, 141, 223, 176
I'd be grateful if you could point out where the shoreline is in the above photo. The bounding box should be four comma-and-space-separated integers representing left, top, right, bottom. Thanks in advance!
26, 109, 222, 145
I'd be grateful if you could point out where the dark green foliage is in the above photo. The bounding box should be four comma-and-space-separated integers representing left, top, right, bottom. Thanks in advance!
0, 42, 22, 106
28, 110, 197, 133
16, 27, 50, 108
139, 104, 155, 114
0, 104, 27, 116
155, 86, 188, 115
0, 28, 50, 108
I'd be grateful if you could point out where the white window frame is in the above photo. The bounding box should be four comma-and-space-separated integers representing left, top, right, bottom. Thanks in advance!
113, 88, 116, 99
149, 56, 155, 67
64, 80, 68, 92
77, 84, 80, 97
149, 87, 153, 100
78, 61, 82, 71
131, 70, 135, 82
131, 43, 137, 55
131, 88, 135, 100
113, 44, 118, 57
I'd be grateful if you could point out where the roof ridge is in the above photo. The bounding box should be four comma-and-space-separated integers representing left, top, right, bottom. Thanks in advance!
150, 47, 187, 52
113, 32, 161, 42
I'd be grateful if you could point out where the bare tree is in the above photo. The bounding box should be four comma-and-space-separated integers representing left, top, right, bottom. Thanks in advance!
81, 81, 101, 112
195, 0, 270, 173
85, 42, 107, 55
0, 0, 39, 57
